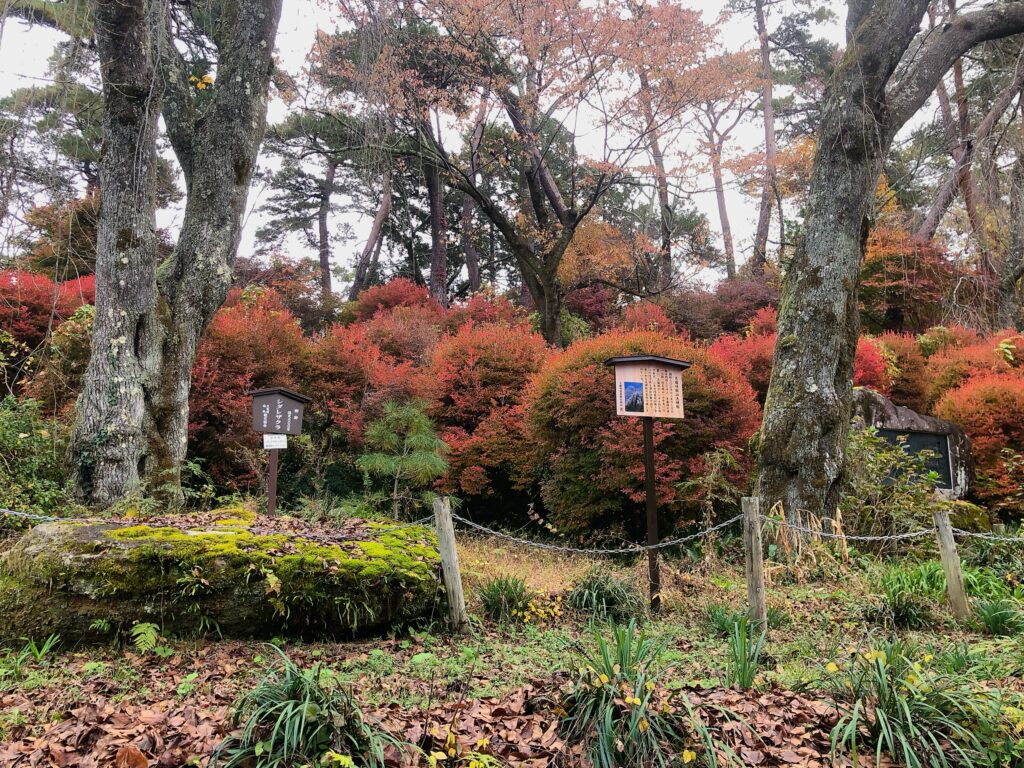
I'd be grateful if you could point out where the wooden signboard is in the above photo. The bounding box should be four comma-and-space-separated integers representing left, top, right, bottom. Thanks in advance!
608, 356, 689, 419
250, 387, 311, 436
248, 387, 312, 517
604, 354, 691, 615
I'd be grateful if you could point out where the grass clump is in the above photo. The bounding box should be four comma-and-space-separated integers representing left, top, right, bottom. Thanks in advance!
974, 598, 1024, 636
723, 616, 765, 690
478, 576, 532, 623
210, 648, 398, 768
824, 637, 1011, 768
566, 567, 645, 622
560, 621, 723, 768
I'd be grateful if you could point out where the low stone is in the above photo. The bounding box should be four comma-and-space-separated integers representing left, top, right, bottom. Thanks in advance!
850, 387, 974, 499
0, 510, 440, 643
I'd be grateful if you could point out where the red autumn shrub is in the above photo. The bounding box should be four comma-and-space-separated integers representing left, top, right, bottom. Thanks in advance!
189, 290, 309, 486
563, 285, 619, 330
854, 337, 893, 394
917, 324, 984, 357
935, 373, 1024, 509
712, 278, 780, 333
350, 277, 441, 321
0, 270, 94, 352
748, 306, 777, 336
924, 340, 1011, 409
877, 332, 930, 412
708, 332, 775, 404
445, 291, 527, 331
429, 321, 549, 502
524, 330, 761, 539
310, 323, 426, 444
616, 301, 676, 333
357, 303, 444, 366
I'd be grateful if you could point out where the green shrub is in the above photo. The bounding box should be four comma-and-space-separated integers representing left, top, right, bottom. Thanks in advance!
478, 576, 532, 623
839, 428, 940, 551
0, 396, 74, 517
567, 568, 646, 622
975, 598, 1024, 636
879, 560, 1020, 603
724, 616, 765, 690
211, 648, 397, 768
824, 637, 1009, 768
703, 603, 745, 638
866, 586, 934, 631
560, 621, 723, 768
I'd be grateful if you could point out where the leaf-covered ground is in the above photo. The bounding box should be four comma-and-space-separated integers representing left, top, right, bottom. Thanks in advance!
1, 536, 1022, 767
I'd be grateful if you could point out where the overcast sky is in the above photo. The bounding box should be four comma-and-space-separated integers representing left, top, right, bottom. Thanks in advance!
0, 1, 847, 289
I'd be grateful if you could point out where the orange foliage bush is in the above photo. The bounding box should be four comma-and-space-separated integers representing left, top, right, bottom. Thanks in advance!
349, 277, 441, 321
524, 330, 760, 538
877, 332, 929, 412
309, 323, 426, 445
429, 321, 549, 502
189, 291, 309, 485
616, 301, 676, 333
854, 337, 893, 395
0, 269, 95, 352
708, 332, 774, 404
357, 303, 444, 366
935, 373, 1024, 509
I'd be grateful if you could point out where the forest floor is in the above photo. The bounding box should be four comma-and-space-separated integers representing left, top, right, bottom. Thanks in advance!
1, 535, 1023, 767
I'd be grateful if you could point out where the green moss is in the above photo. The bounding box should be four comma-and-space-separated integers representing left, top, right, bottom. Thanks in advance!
0, 516, 440, 643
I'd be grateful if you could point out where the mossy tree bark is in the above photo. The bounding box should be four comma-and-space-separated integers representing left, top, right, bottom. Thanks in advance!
71, 0, 283, 506
69, 0, 165, 506
758, 1, 1024, 524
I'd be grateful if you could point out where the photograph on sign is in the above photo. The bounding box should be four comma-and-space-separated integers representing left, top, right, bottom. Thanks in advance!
624, 381, 645, 413
263, 433, 288, 449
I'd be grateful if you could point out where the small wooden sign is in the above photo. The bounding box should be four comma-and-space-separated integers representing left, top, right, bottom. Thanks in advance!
250, 387, 311, 436
248, 387, 311, 517
606, 355, 690, 420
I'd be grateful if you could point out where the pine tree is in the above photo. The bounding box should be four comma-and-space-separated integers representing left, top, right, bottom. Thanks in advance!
356, 401, 449, 518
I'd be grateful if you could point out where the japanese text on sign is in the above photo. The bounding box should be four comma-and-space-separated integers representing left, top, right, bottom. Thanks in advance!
613, 362, 685, 419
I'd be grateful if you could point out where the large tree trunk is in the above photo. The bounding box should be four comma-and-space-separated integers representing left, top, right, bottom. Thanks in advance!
425, 159, 447, 306
70, 0, 164, 505
461, 194, 481, 293
710, 145, 736, 279
350, 168, 392, 301
750, 0, 776, 276
317, 159, 337, 297
72, 0, 283, 506
639, 71, 673, 286
998, 142, 1024, 329
757, 0, 1024, 525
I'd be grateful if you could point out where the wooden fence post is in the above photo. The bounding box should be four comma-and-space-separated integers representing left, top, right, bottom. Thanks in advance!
743, 497, 767, 625
433, 496, 468, 633
934, 508, 971, 620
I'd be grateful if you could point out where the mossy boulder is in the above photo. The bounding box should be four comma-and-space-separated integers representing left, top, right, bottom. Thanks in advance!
0, 510, 441, 643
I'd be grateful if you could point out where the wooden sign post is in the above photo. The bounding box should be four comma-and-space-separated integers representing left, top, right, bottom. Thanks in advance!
605, 355, 691, 613
249, 387, 311, 516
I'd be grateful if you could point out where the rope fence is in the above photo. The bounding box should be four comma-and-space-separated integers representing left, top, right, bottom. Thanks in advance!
4, 507, 1023, 551
4, 500, 1024, 631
